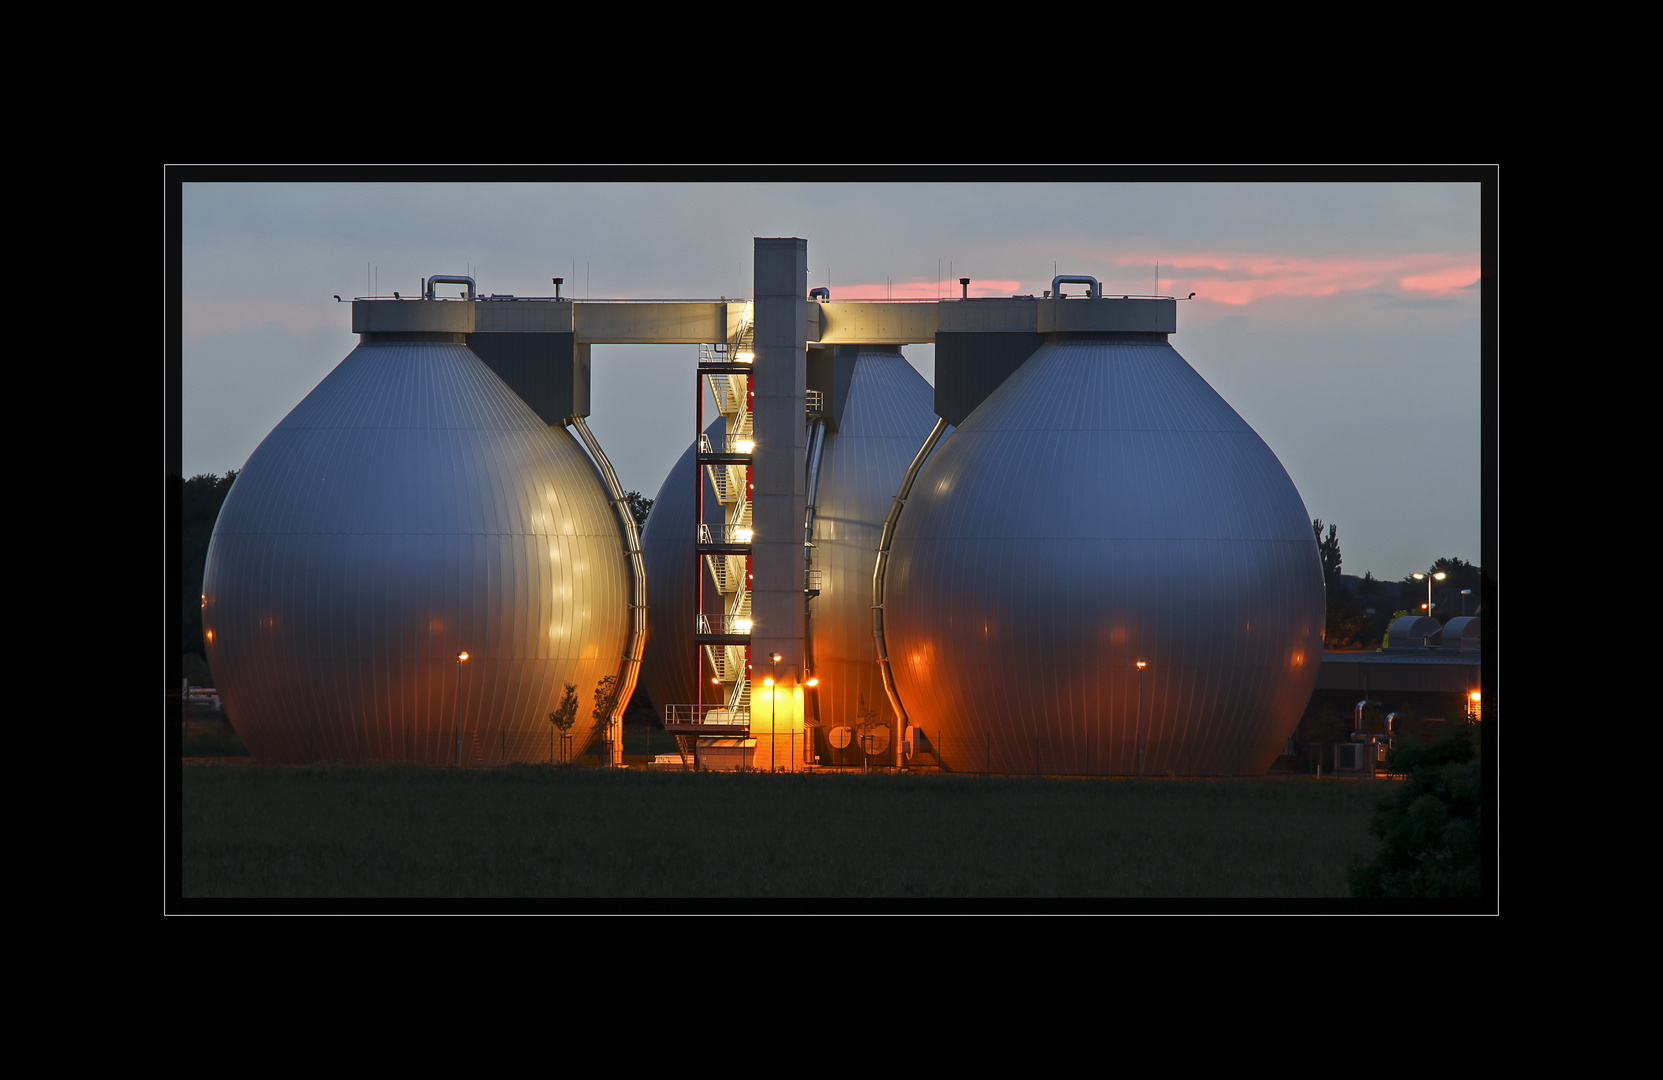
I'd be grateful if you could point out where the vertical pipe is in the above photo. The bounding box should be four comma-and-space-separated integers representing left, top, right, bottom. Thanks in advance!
569, 416, 646, 768
873, 417, 949, 769
697, 366, 705, 715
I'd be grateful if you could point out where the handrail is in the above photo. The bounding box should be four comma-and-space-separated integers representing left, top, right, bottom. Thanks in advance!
698, 433, 755, 456
568, 415, 646, 768
664, 704, 751, 726
873, 417, 949, 768
698, 523, 754, 545
697, 613, 753, 635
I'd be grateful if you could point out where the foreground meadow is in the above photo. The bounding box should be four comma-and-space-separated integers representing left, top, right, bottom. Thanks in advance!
179, 765, 1389, 899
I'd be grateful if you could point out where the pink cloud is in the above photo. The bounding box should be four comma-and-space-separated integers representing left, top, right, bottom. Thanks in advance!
1107, 253, 1481, 306
827, 279, 1026, 300
183, 294, 347, 342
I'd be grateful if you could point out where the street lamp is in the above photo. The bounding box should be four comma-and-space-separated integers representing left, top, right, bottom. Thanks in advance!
1135, 659, 1148, 779
1461, 588, 1472, 616
1411, 570, 1448, 618
769, 652, 782, 772
454, 650, 470, 767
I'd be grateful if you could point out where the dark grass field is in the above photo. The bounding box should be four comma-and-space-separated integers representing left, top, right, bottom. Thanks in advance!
179, 762, 1391, 899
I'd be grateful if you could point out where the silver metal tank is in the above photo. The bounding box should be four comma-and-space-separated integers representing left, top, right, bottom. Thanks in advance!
201, 334, 630, 765
636, 350, 941, 761
636, 417, 731, 719
806, 348, 942, 765
883, 330, 1324, 776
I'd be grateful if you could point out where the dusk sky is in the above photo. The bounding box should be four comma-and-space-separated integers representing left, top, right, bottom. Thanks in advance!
178, 176, 1485, 584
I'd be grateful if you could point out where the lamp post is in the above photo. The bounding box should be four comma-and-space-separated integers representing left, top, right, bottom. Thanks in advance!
1461, 588, 1472, 616
804, 674, 819, 770
453, 650, 470, 767
1135, 659, 1147, 779
1411, 569, 1448, 618
769, 652, 782, 772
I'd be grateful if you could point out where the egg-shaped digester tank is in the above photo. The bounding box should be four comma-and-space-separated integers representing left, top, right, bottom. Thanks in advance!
636, 417, 731, 719
884, 327, 1323, 776
202, 329, 629, 765
806, 347, 942, 764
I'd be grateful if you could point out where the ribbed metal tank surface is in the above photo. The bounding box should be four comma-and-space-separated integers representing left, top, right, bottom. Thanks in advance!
807, 348, 942, 764
884, 333, 1323, 776
636, 417, 730, 718
201, 339, 630, 765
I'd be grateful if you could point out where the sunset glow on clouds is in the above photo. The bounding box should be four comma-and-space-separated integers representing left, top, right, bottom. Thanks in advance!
823, 254, 1478, 307
1117, 252, 1481, 306
826, 279, 1026, 300
183, 294, 348, 342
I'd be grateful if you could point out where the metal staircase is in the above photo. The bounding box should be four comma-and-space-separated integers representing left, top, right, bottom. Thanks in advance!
699, 321, 755, 716
668, 313, 757, 767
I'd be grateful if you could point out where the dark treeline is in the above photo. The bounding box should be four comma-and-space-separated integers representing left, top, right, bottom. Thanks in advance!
1313, 519, 1483, 649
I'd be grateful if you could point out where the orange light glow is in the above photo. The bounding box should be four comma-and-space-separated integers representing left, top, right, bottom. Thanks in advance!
1135, 659, 1147, 670
806, 677, 819, 687
1470, 691, 1481, 702
763, 677, 775, 686
457, 651, 469, 661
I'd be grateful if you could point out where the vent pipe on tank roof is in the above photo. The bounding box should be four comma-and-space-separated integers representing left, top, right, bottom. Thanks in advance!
425, 275, 477, 300
810, 287, 830, 301
960, 277, 970, 298
1051, 274, 1100, 299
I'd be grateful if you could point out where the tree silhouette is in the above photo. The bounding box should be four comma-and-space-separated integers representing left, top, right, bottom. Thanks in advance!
1312, 518, 1342, 593
548, 682, 578, 764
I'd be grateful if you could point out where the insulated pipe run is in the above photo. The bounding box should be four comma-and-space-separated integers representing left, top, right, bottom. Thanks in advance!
803, 419, 827, 729
873, 416, 949, 769
425, 275, 477, 300
569, 415, 647, 767
1050, 274, 1100, 299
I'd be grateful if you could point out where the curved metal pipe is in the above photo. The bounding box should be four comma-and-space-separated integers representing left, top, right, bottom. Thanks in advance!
569, 415, 647, 767
804, 418, 827, 730
1051, 274, 1100, 299
424, 275, 477, 300
809, 287, 830, 301
872, 416, 949, 768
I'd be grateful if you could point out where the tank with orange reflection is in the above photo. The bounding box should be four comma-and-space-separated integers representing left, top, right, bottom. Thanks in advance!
883, 328, 1323, 776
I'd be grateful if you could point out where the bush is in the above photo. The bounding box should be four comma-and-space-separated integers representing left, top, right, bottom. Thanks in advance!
1348, 723, 1481, 898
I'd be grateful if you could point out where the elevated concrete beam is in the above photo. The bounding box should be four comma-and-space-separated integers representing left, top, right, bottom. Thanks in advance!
813, 302, 938, 344
574, 302, 727, 344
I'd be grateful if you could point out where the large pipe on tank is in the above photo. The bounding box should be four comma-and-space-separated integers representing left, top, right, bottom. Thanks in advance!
570, 415, 647, 767
803, 418, 827, 729
424, 275, 477, 300
1051, 274, 1100, 299
873, 416, 950, 769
